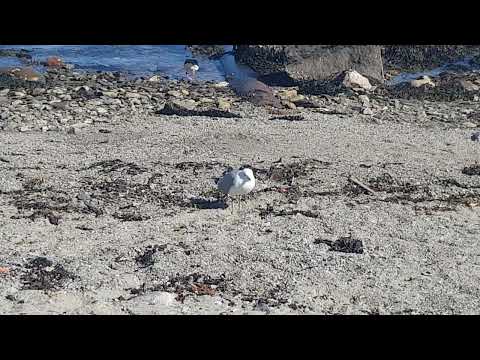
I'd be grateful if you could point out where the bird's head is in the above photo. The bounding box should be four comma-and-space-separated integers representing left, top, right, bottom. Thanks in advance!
239, 165, 255, 180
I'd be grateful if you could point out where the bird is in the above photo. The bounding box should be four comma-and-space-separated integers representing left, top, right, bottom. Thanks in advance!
184, 59, 199, 81
216, 166, 256, 211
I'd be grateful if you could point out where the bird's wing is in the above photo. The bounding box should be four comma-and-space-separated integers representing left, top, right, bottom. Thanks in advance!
217, 171, 238, 194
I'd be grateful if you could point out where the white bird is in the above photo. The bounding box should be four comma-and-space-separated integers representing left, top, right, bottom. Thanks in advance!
216, 166, 256, 210
184, 59, 199, 80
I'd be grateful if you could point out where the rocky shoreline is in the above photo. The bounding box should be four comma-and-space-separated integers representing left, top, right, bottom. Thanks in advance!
1, 63, 480, 134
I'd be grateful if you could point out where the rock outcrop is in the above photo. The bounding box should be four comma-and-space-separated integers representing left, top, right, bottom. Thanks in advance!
382, 45, 480, 72
234, 45, 384, 87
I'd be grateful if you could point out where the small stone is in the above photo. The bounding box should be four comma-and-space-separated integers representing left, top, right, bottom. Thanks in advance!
52, 88, 65, 95
282, 100, 296, 109
97, 107, 108, 115
290, 95, 305, 103
67, 123, 87, 134
359, 94, 370, 107
217, 98, 231, 111
18, 126, 30, 132
471, 131, 480, 142
342, 70, 373, 91
277, 89, 298, 100
474, 95, 479, 102
14, 91, 26, 98
199, 97, 215, 103
463, 121, 478, 128
459, 79, 479, 92
167, 90, 182, 98
41, 126, 49, 132
12, 100, 23, 106
125, 92, 141, 99
102, 91, 117, 98
46, 56, 64, 67
148, 75, 162, 82
32, 88, 45, 96
77, 192, 91, 201
410, 76, 435, 88
0, 89, 10, 96
180, 89, 189, 96
214, 81, 229, 88
362, 107, 374, 115
147, 292, 176, 306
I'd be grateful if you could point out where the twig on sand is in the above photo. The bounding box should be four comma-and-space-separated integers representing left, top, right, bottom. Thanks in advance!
348, 176, 377, 195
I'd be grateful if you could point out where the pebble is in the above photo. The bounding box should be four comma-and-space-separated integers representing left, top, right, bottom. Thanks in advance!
362, 107, 374, 115
471, 132, 480, 142
148, 75, 162, 82
0, 89, 9, 96
180, 89, 190, 96
283, 101, 296, 109
459, 79, 480, 92
11, 100, 23, 106
96, 107, 108, 115
410, 76, 435, 88
278, 89, 298, 100
167, 90, 182, 98
31, 88, 45, 96
214, 81, 229, 88
102, 91, 118, 98
13, 91, 26, 98
463, 121, 478, 128
290, 95, 305, 102
18, 126, 30, 132
217, 98, 231, 111
359, 95, 370, 107
199, 97, 215, 104
125, 92, 141, 99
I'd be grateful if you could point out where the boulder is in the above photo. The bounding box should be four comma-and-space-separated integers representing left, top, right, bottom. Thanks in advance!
228, 77, 283, 108
187, 45, 226, 59
234, 45, 384, 87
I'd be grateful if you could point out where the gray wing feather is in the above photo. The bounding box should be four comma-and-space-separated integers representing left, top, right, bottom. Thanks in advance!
217, 171, 237, 194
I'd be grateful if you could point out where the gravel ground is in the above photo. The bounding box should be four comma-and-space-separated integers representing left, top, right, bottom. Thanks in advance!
1, 98, 479, 315
0, 66, 479, 315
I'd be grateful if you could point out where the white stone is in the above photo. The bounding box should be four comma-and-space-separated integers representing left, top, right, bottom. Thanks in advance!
342, 70, 373, 90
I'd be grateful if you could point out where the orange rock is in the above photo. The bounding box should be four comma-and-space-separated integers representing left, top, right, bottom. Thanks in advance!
46, 56, 64, 67
0, 267, 10, 274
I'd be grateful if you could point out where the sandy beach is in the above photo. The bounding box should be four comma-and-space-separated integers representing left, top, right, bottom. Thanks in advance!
0, 67, 479, 314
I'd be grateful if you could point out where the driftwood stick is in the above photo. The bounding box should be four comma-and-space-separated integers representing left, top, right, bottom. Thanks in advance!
349, 176, 377, 195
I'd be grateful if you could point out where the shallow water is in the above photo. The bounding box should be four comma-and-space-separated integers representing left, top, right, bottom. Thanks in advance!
387, 56, 480, 85
3, 45, 477, 86
0, 45, 229, 81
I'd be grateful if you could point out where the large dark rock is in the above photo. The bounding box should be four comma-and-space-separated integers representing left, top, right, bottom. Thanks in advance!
382, 45, 480, 72
234, 45, 384, 87
187, 45, 226, 59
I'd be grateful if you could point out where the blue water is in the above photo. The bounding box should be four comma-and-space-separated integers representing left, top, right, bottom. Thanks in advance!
0, 45, 230, 81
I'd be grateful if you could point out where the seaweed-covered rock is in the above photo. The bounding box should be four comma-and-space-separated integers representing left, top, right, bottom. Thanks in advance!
382, 45, 480, 73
